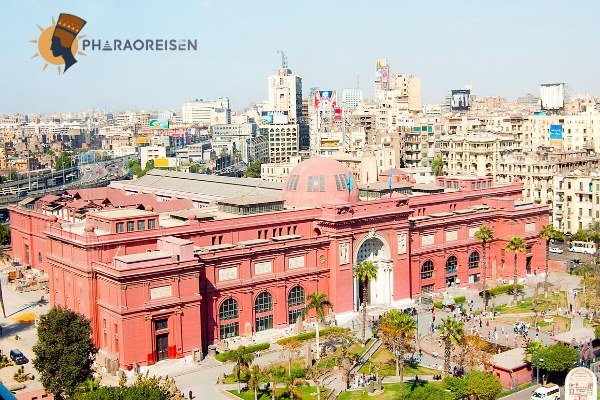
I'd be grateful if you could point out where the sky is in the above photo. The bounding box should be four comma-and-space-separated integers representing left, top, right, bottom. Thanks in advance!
1, 0, 599, 114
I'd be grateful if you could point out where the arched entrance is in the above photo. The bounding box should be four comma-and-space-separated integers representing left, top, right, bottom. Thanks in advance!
354, 236, 393, 310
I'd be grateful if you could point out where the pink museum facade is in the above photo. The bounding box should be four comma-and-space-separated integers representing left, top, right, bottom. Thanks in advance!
9, 158, 549, 369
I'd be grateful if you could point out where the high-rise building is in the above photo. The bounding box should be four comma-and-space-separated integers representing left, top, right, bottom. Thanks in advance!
263, 60, 305, 160
181, 98, 231, 125
342, 88, 363, 110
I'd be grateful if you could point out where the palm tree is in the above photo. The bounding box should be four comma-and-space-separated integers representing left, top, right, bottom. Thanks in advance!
305, 291, 332, 360
585, 220, 600, 249
475, 225, 494, 312
353, 260, 378, 343
248, 365, 265, 400
539, 224, 557, 298
265, 364, 286, 400
285, 375, 306, 400
0, 250, 10, 318
379, 310, 416, 391
431, 156, 444, 176
438, 317, 464, 376
224, 346, 255, 394
506, 236, 526, 305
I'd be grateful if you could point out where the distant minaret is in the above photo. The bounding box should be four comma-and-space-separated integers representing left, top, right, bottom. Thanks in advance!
356, 73, 360, 89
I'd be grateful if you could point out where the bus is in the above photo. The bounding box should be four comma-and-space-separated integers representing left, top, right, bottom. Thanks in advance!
568, 241, 596, 255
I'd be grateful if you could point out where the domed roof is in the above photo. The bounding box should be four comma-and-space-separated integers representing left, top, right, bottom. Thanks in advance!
283, 157, 359, 208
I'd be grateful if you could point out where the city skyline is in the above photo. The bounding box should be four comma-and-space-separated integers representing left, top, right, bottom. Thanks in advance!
2, 0, 600, 113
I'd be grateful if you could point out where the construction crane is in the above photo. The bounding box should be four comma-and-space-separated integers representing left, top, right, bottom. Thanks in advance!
277, 50, 288, 69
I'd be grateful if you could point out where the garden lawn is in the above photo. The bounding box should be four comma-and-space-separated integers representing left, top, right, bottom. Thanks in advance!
338, 382, 441, 400
493, 291, 568, 315
229, 386, 329, 400
357, 347, 437, 377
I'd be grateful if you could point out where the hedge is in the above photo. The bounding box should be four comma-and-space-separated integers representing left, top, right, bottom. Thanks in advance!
434, 296, 467, 309
483, 284, 524, 298
277, 326, 347, 345
215, 342, 270, 362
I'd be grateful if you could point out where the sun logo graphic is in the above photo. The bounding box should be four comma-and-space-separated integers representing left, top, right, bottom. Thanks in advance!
30, 13, 86, 74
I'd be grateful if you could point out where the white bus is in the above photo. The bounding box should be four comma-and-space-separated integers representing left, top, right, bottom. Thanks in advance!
568, 241, 596, 255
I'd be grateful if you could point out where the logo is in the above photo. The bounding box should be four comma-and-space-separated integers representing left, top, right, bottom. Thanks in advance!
31, 14, 86, 74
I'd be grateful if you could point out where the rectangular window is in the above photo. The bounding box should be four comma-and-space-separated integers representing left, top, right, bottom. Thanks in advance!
148, 219, 156, 229
127, 221, 135, 232
255, 315, 273, 332
154, 319, 168, 331
421, 234, 434, 246
289, 309, 303, 325
137, 220, 145, 230
421, 284, 434, 294
220, 322, 239, 339
116, 222, 124, 233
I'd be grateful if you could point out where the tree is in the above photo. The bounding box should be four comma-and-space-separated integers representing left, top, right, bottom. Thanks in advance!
305, 291, 332, 360
74, 373, 183, 399
379, 310, 416, 392
285, 375, 307, 400
438, 317, 464, 376
0, 225, 10, 246
572, 228, 589, 242
431, 156, 444, 176
539, 224, 558, 297
443, 376, 469, 400
456, 334, 489, 371
188, 164, 199, 173
244, 161, 262, 178
280, 338, 302, 377
247, 365, 266, 400
7, 169, 18, 181
264, 364, 286, 400
525, 340, 545, 363
223, 346, 255, 394
475, 225, 494, 312
32, 306, 98, 400
506, 236, 526, 304
464, 370, 502, 400
55, 152, 73, 171
585, 220, 600, 251
353, 260, 378, 343
533, 343, 578, 383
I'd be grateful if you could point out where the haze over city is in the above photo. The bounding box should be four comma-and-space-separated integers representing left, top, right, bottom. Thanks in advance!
2, 0, 599, 113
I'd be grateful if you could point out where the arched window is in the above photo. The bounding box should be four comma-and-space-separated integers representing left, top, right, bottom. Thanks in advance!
468, 252, 480, 269
446, 256, 458, 274
288, 286, 305, 324
421, 261, 434, 279
255, 292, 273, 332
219, 299, 239, 339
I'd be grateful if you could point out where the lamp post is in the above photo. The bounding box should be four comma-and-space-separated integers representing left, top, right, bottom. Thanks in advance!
537, 358, 544, 384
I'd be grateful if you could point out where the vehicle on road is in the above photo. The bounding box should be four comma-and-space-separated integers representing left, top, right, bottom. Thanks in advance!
569, 241, 596, 255
530, 384, 560, 400
9, 349, 28, 365
84, 166, 91, 172
549, 247, 563, 254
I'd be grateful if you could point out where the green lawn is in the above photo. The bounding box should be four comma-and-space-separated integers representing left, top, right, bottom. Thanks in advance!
228, 386, 329, 400
338, 382, 441, 400
493, 291, 568, 315
357, 347, 437, 377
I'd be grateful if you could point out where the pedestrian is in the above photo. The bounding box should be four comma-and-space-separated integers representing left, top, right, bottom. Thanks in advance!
479, 320, 483, 328
189, 390, 194, 400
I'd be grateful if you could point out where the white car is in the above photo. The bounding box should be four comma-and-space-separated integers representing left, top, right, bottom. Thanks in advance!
549, 247, 563, 254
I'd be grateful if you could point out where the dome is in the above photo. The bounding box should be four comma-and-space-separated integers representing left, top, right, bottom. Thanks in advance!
283, 157, 359, 208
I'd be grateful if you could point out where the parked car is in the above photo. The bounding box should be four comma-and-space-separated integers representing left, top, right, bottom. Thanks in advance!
9, 349, 28, 365
549, 247, 563, 254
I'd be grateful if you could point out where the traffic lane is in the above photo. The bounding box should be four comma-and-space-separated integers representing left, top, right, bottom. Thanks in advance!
547, 242, 591, 263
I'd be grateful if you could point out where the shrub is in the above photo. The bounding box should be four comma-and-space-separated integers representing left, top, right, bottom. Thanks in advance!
277, 327, 347, 345
483, 284, 524, 298
454, 296, 466, 305
215, 343, 270, 362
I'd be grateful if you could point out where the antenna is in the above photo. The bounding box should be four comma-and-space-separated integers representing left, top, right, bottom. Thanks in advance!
277, 50, 288, 69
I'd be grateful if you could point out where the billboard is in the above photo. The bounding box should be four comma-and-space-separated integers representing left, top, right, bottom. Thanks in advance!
549, 124, 563, 147
153, 157, 170, 168
261, 111, 289, 125
540, 83, 565, 110
334, 107, 343, 121
451, 89, 471, 111
136, 136, 151, 144
314, 90, 337, 110
565, 367, 597, 400
375, 58, 390, 91
149, 118, 169, 129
